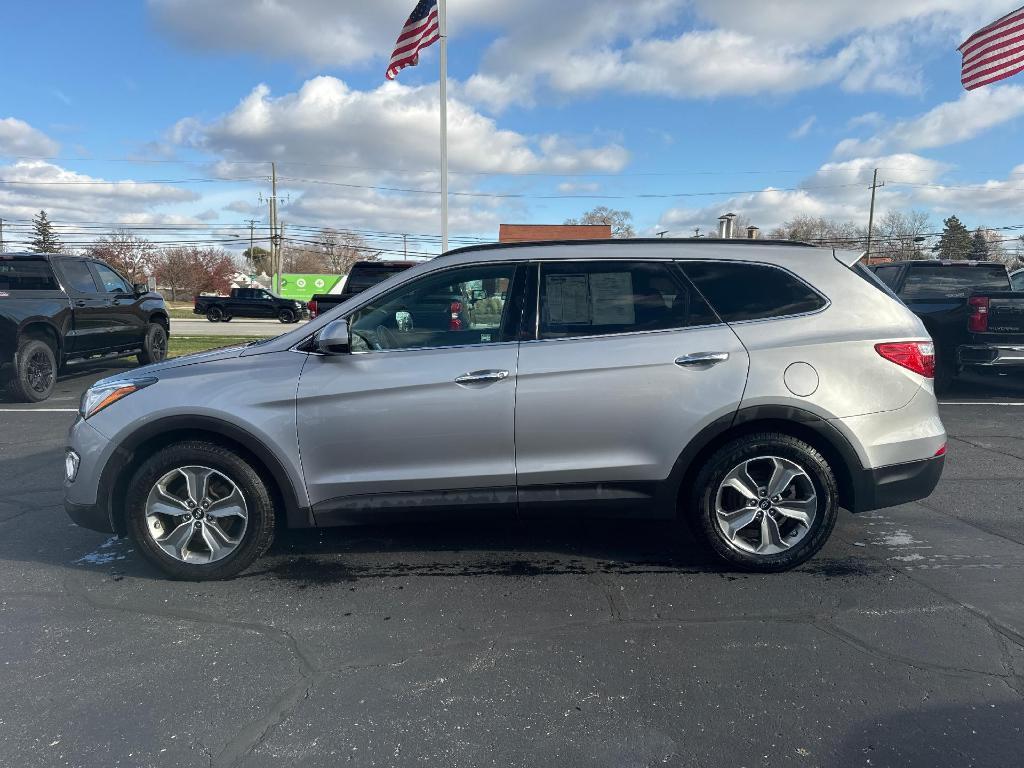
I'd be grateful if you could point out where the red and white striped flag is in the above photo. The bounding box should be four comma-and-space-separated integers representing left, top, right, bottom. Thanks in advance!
959, 5, 1024, 90
385, 0, 440, 80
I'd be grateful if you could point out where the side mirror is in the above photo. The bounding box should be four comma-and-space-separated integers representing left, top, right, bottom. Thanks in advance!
133, 283, 148, 295
316, 319, 351, 355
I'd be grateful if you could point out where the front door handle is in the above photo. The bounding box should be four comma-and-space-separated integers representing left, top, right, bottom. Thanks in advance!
675, 352, 730, 368
455, 369, 510, 385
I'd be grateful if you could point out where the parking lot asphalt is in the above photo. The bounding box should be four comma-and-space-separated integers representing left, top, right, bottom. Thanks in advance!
2, 368, 1023, 767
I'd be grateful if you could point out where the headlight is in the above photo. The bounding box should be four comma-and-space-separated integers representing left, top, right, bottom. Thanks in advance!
80, 378, 157, 419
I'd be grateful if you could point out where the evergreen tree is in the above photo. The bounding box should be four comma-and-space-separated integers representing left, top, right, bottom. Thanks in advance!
932, 215, 972, 260
29, 210, 63, 253
970, 228, 991, 261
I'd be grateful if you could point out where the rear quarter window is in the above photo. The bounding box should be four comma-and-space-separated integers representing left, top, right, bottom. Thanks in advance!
0, 259, 59, 291
680, 261, 827, 322
900, 265, 1010, 299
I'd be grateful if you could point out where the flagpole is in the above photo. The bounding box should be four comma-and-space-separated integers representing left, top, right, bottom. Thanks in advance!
439, 0, 449, 254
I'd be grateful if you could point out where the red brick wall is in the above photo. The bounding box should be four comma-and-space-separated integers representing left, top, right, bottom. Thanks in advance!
498, 224, 612, 243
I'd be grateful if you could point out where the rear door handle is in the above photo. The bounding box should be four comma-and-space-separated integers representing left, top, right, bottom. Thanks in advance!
675, 352, 730, 368
75, 300, 87, 307
455, 369, 510, 385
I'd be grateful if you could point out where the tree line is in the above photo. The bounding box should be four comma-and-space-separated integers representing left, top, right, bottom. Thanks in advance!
24, 210, 380, 302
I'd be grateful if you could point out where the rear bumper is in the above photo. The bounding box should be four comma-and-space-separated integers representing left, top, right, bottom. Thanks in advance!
958, 344, 1024, 367
850, 454, 944, 513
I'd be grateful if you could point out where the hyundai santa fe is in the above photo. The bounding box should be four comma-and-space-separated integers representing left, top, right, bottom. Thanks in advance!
63, 240, 946, 580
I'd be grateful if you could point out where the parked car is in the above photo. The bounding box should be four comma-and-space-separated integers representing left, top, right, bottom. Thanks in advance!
194, 287, 307, 323
870, 260, 1024, 388
1010, 268, 1024, 291
65, 239, 945, 580
308, 260, 417, 319
1, 253, 168, 403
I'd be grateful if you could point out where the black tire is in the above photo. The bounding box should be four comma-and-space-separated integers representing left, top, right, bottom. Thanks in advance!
278, 308, 296, 324
689, 432, 839, 572
221, 315, 232, 323
125, 441, 276, 580
137, 322, 168, 366
206, 307, 223, 322
9, 338, 57, 403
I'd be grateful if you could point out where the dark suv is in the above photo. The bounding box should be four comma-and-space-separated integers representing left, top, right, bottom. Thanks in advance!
1, 253, 169, 402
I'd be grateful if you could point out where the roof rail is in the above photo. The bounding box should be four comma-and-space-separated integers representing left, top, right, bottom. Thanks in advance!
442, 237, 819, 258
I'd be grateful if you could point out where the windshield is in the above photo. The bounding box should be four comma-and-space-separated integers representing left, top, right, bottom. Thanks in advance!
900, 265, 1010, 298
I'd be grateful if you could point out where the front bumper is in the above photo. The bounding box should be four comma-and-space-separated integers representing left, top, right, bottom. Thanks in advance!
850, 454, 945, 513
63, 417, 119, 534
64, 499, 114, 533
958, 344, 1024, 367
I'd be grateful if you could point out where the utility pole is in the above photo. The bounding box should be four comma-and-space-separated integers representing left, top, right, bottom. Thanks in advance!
656, 230, 668, 238
403, 234, 408, 259
865, 168, 884, 259
0, 218, 4, 253
246, 219, 256, 261
270, 162, 279, 292
693, 228, 701, 239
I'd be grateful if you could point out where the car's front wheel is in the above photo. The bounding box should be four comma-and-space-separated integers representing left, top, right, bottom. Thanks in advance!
690, 433, 838, 572
125, 441, 276, 580
278, 308, 296, 324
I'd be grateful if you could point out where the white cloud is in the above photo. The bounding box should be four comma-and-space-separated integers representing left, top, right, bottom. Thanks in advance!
836, 85, 1024, 156
0, 118, 59, 157
790, 116, 817, 140
165, 76, 626, 237
652, 153, 1024, 235
0, 160, 198, 233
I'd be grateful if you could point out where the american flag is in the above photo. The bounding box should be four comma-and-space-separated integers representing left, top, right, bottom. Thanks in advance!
386, 0, 440, 80
959, 5, 1024, 90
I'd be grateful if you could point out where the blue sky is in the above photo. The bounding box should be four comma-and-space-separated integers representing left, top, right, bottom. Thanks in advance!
1, 1, 1023, 256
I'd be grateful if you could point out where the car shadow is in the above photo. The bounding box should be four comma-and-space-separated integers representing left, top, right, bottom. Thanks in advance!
0, 360, 136, 405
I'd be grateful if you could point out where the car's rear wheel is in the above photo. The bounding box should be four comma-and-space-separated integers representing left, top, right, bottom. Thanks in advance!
9, 337, 57, 403
137, 322, 168, 365
125, 441, 276, 580
206, 307, 223, 322
690, 433, 838, 572
278, 308, 296, 324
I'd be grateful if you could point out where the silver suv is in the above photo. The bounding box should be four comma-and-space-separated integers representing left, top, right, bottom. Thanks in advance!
64, 240, 946, 580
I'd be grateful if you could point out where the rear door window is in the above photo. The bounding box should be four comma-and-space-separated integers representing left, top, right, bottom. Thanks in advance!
537, 260, 718, 339
0, 258, 59, 290
57, 259, 100, 293
681, 261, 827, 322
900, 265, 1010, 299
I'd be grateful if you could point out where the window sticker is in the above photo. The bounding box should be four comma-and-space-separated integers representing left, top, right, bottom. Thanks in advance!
589, 272, 635, 325
545, 274, 590, 324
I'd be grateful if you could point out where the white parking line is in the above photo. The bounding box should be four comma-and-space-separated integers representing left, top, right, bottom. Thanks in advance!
0, 408, 78, 413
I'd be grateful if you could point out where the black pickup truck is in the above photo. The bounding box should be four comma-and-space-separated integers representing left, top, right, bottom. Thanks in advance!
193, 287, 307, 323
308, 260, 417, 319
871, 260, 1024, 388
0, 253, 169, 402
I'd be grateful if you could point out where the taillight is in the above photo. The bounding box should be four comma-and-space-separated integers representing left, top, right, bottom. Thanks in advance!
449, 301, 463, 331
934, 443, 947, 457
308, 299, 318, 319
968, 296, 989, 333
875, 341, 935, 378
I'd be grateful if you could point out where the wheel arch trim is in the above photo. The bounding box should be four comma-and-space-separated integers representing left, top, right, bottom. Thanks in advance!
100, 414, 312, 535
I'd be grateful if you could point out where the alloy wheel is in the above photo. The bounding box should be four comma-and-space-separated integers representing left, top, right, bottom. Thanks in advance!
26, 350, 54, 394
714, 456, 817, 555
144, 465, 248, 564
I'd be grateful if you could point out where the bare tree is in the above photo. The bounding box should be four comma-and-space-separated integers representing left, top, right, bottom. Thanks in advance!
151, 247, 236, 301
565, 207, 636, 238
769, 216, 862, 248
85, 230, 157, 282
871, 210, 931, 261
318, 229, 381, 272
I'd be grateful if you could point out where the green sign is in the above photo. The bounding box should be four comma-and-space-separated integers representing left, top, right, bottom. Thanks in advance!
276, 273, 343, 301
